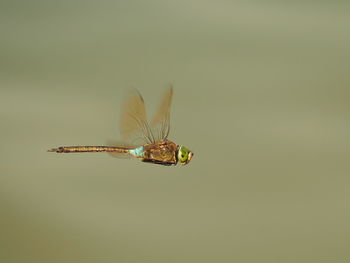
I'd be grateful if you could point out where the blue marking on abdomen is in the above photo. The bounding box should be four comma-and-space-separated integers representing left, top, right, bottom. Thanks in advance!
130, 146, 144, 158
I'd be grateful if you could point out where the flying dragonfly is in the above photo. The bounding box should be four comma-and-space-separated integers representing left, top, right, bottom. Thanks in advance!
48, 87, 193, 166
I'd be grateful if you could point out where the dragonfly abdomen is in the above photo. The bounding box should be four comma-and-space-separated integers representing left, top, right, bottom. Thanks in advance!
128, 146, 145, 158
48, 146, 130, 153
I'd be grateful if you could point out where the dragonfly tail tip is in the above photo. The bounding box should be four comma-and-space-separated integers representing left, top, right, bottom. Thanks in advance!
47, 148, 58, 152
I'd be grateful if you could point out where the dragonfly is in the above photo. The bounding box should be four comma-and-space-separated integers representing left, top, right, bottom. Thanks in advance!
48, 87, 193, 166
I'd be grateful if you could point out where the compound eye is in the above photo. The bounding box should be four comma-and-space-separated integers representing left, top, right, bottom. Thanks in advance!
178, 146, 189, 163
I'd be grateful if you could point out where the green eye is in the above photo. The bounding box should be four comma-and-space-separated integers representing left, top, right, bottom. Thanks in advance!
178, 146, 189, 163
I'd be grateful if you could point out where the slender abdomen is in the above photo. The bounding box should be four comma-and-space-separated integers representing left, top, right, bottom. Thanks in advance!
48, 146, 130, 153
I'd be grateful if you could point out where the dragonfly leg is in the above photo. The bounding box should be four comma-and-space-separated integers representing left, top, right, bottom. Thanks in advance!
142, 159, 175, 166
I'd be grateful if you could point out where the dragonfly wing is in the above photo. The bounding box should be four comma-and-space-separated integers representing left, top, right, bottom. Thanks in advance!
120, 89, 155, 144
151, 86, 173, 141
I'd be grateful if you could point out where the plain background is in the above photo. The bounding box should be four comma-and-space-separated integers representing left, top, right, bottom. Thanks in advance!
1, 1, 349, 262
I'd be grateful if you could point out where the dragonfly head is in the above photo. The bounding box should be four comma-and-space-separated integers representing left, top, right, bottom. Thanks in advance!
177, 145, 193, 165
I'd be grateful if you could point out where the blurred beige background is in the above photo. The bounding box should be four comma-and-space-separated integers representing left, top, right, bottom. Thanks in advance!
1, 1, 350, 262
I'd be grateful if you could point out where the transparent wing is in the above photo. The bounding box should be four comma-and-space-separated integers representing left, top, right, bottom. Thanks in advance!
151, 86, 173, 141
120, 90, 155, 144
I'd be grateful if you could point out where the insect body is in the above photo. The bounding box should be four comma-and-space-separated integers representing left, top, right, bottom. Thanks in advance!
48, 87, 193, 166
